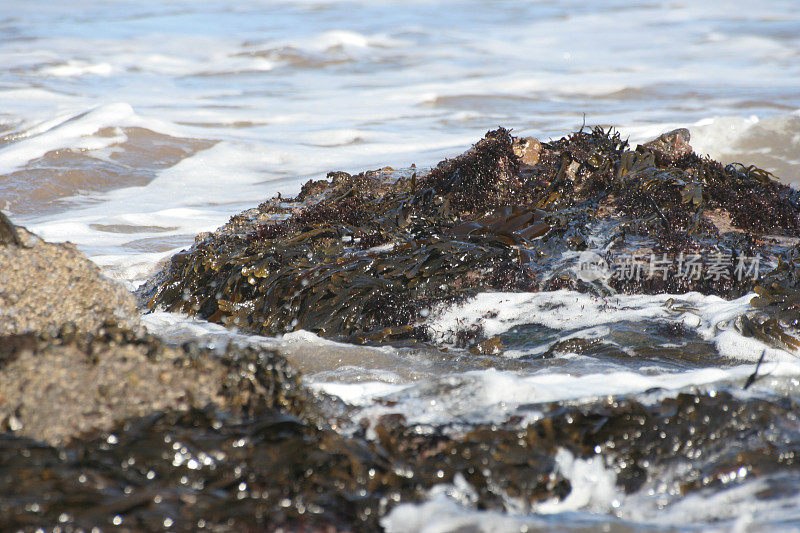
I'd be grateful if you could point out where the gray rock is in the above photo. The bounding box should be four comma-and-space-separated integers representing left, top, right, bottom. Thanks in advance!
0, 329, 226, 445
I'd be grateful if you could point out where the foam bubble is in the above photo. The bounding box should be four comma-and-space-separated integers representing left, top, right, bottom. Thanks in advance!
535, 449, 622, 514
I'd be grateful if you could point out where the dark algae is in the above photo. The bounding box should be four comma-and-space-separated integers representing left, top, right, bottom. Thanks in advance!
142, 126, 800, 348
140, 128, 543, 343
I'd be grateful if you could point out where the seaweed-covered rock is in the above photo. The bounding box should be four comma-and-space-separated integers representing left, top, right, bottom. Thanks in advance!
0, 212, 567, 530
141, 127, 800, 344
542, 389, 800, 496
374, 386, 800, 520
0, 319, 569, 531
2, 382, 797, 531
0, 402, 568, 531
0, 214, 139, 336
0, 214, 319, 445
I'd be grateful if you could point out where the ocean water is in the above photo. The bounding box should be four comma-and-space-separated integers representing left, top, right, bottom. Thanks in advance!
3, 0, 800, 530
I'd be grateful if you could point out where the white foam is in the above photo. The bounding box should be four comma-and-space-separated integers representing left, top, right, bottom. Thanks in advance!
143, 288, 800, 428
428, 290, 790, 363
620, 472, 800, 530
302, 290, 800, 427
691, 116, 763, 158
313, 30, 371, 50
383, 463, 800, 532
382, 491, 529, 533
303, 128, 376, 147
0, 103, 134, 174
311, 361, 800, 427
382, 470, 627, 533
535, 449, 622, 514
24, 140, 297, 281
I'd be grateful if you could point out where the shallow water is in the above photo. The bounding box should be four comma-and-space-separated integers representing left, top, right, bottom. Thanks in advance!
3, 0, 800, 529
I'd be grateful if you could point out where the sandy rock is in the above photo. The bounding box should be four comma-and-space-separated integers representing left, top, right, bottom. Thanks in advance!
0, 325, 311, 446
0, 214, 139, 336
0, 331, 222, 445
0, 213, 314, 446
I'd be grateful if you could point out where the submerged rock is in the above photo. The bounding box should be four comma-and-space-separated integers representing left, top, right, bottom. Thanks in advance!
141, 126, 800, 346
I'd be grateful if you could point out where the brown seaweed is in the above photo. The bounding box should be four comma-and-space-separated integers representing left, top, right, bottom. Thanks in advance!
140, 126, 800, 346
4, 381, 800, 531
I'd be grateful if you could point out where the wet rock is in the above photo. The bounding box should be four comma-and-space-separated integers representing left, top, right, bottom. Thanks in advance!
141, 126, 800, 346
371, 386, 800, 518
0, 214, 317, 446
641, 127, 692, 161
0, 385, 571, 531
0, 215, 386, 530
2, 375, 798, 531
469, 336, 503, 355
139, 129, 540, 342
0, 215, 139, 336
543, 389, 800, 499
0, 407, 376, 531
0, 323, 573, 530
513, 136, 542, 166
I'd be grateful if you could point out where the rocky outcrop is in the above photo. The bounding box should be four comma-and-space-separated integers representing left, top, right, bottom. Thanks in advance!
0, 214, 139, 336
0, 214, 570, 530
4, 125, 800, 530
0, 218, 567, 529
